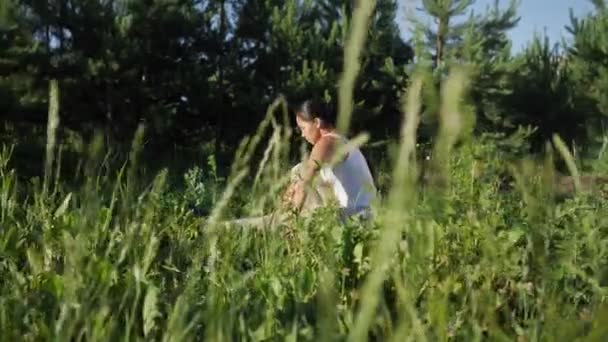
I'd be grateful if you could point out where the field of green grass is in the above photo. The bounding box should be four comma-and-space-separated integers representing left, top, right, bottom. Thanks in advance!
1, 3, 608, 340
1, 69, 608, 341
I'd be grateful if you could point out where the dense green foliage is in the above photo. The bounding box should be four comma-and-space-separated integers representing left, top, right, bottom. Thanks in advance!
1, 104, 607, 340
1, 0, 604, 158
1, 0, 608, 340
0, 0, 411, 148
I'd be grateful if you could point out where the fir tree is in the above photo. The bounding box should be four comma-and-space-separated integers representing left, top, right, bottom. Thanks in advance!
567, 0, 608, 155
410, 0, 520, 134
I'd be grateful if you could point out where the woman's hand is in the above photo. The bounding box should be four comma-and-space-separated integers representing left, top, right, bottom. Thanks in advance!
290, 181, 306, 210
281, 180, 306, 212
281, 182, 297, 207
281, 136, 336, 213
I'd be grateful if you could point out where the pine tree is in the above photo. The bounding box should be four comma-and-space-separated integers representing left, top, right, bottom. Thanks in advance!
0, 0, 48, 128
411, 0, 475, 69
410, 0, 520, 134
2, 0, 415, 158
5, 0, 219, 144
232, 0, 413, 139
354, 0, 414, 137
568, 0, 608, 117
460, 0, 520, 132
567, 0, 608, 155
504, 35, 581, 151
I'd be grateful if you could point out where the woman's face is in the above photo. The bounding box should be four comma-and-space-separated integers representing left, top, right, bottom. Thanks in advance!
296, 114, 321, 145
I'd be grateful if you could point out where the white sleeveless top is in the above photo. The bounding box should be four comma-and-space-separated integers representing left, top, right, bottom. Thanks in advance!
318, 132, 377, 216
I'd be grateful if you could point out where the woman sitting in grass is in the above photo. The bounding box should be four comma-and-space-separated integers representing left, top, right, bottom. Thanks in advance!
282, 100, 377, 220
228, 100, 377, 228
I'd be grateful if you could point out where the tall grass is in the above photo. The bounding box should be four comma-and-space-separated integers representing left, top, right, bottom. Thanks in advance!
337, 0, 376, 135
43, 79, 59, 197
0, 1, 607, 341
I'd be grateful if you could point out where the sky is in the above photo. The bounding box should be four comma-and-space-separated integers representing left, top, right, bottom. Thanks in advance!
397, 0, 597, 53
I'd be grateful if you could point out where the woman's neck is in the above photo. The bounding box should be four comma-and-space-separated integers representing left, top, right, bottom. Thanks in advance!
320, 128, 338, 137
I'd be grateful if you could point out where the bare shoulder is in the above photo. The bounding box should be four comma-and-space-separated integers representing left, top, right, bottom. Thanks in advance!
310, 135, 338, 163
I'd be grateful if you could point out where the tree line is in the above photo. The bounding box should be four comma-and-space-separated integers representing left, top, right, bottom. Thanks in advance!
1, 0, 607, 164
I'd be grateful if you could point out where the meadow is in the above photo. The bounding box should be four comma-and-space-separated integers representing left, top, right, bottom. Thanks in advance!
1, 69, 608, 341
1, 1, 608, 341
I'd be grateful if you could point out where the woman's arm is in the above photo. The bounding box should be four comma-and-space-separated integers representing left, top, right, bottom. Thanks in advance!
291, 137, 336, 212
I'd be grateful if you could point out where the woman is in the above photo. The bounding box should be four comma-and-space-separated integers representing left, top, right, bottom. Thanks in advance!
227, 100, 376, 229
284, 100, 377, 220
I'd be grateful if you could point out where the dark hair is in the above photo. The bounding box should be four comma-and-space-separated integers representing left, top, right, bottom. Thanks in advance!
295, 100, 337, 127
